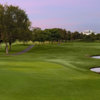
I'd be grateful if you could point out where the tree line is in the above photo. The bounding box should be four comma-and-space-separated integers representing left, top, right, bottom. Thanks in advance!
0, 4, 100, 54
32, 28, 100, 43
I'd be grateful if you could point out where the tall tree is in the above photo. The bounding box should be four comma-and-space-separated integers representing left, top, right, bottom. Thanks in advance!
0, 4, 32, 54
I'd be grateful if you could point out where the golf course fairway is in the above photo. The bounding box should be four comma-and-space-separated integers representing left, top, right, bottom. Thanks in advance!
0, 42, 100, 100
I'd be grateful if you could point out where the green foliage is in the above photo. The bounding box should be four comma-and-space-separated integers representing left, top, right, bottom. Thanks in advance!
83, 33, 96, 42
33, 28, 71, 42
0, 4, 32, 53
32, 28, 100, 43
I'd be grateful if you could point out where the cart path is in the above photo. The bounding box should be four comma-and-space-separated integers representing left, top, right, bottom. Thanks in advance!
11, 45, 34, 55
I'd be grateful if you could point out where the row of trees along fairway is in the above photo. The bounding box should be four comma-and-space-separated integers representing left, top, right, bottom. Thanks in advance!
0, 4, 32, 54
32, 28, 99, 43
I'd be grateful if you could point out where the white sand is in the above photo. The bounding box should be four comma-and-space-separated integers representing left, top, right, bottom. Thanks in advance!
92, 56, 100, 59
90, 68, 100, 73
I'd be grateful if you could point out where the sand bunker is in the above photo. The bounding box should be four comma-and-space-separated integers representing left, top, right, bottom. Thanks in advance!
92, 56, 100, 59
90, 56, 100, 73
90, 67, 100, 73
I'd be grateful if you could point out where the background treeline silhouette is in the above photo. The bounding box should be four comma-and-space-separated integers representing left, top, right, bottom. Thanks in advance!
32, 28, 100, 43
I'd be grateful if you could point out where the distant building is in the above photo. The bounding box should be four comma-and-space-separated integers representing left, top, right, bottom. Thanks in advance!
82, 30, 95, 35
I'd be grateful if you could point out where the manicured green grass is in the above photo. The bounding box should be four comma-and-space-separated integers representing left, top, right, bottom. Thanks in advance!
0, 42, 100, 100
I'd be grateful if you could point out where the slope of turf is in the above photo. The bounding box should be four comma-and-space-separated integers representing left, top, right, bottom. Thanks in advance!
0, 42, 100, 100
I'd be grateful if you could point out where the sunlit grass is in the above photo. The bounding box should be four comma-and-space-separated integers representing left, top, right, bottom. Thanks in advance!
0, 42, 100, 100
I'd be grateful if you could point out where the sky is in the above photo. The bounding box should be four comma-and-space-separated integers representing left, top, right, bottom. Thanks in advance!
0, 0, 100, 32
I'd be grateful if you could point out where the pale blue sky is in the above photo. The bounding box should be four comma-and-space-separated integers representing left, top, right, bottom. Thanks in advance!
0, 0, 100, 32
